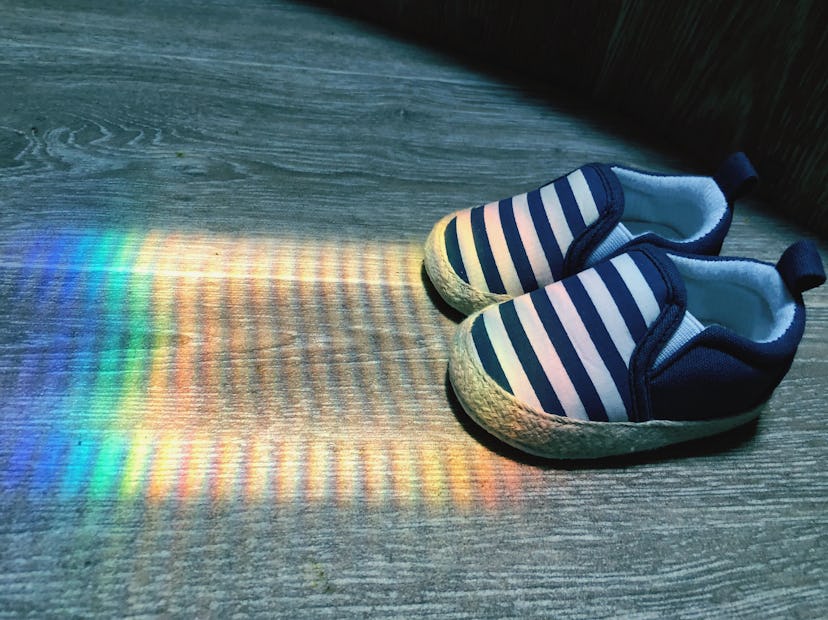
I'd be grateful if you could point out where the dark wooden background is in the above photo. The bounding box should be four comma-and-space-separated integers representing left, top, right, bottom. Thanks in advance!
315, 0, 828, 238
0, 1, 826, 617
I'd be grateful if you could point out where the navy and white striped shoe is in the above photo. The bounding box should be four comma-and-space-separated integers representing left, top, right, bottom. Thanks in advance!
425, 153, 757, 315
449, 240, 825, 459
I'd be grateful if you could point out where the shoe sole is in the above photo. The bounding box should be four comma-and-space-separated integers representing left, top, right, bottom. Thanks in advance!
449, 314, 763, 459
423, 212, 511, 315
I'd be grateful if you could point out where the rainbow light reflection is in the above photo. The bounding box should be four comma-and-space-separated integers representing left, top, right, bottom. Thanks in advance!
0, 229, 543, 509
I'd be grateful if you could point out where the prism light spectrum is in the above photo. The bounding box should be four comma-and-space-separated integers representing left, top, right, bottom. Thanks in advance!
0, 229, 543, 508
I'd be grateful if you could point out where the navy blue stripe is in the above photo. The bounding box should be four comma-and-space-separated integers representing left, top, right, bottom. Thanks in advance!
581, 166, 608, 215
499, 302, 564, 415
628, 251, 667, 308
498, 198, 538, 293
443, 217, 469, 283
527, 188, 564, 278
554, 176, 587, 237
471, 315, 511, 394
594, 260, 648, 341
562, 277, 632, 413
470, 206, 506, 294
529, 290, 609, 421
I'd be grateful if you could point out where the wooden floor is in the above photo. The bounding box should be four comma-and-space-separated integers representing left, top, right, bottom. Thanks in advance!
1, 1, 826, 617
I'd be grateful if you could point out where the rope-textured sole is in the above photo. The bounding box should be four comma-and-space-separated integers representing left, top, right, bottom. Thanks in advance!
449, 314, 764, 459
423, 212, 510, 316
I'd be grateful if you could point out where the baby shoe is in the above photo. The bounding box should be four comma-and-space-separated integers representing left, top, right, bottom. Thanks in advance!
425, 153, 757, 315
448, 240, 825, 459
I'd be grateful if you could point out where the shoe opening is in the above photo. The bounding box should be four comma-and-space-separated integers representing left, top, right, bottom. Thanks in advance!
611, 167, 726, 242
669, 254, 797, 343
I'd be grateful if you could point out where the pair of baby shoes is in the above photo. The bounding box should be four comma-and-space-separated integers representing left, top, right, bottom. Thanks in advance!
424, 154, 825, 459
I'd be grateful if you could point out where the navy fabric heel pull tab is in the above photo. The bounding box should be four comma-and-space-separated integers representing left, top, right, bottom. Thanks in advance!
713, 152, 758, 203
776, 240, 826, 294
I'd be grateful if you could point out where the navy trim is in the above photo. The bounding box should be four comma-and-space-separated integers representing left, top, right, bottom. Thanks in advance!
527, 188, 565, 278
499, 302, 564, 415
444, 217, 468, 283
471, 316, 511, 393
625, 244, 685, 422
562, 276, 632, 413
713, 152, 758, 203
530, 290, 609, 421
776, 239, 826, 295
562, 164, 624, 275
470, 205, 506, 294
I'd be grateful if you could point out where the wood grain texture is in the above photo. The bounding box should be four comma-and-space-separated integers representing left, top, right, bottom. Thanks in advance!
0, 1, 826, 618
315, 0, 828, 238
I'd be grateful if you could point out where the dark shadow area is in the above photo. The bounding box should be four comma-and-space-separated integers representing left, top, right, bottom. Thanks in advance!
296, 0, 688, 165
420, 263, 465, 324
300, 0, 828, 239
296, 0, 694, 170
444, 371, 760, 470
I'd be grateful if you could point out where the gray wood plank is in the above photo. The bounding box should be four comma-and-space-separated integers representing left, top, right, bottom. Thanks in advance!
0, 1, 826, 618
314, 0, 828, 237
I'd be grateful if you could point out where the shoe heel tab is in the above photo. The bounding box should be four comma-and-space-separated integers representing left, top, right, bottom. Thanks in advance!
776, 240, 826, 295
713, 152, 758, 203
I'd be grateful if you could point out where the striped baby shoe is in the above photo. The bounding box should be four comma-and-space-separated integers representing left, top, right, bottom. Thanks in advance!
449, 240, 825, 459
425, 153, 757, 315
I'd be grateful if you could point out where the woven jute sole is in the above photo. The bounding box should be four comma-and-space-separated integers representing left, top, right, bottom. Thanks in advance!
423, 212, 511, 316
449, 313, 763, 459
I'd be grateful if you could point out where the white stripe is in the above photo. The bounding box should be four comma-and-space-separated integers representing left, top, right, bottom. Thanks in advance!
567, 169, 600, 224
538, 183, 573, 257
610, 254, 661, 325
455, 209, 488, 291
512, 294, 587, 420
545, 285, 629, 421
577, 268, 636, 364
482, 309, 544, 412
511, 193, 554, 286
483, 201, 524, 296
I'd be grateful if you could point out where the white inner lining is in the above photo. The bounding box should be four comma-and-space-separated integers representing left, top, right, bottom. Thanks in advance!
611, 167, 727, 242
669, 255, 796, 343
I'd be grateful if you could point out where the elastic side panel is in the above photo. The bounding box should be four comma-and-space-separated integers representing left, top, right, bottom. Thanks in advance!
653, 311, 704, 368
586, 223, 633, 266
